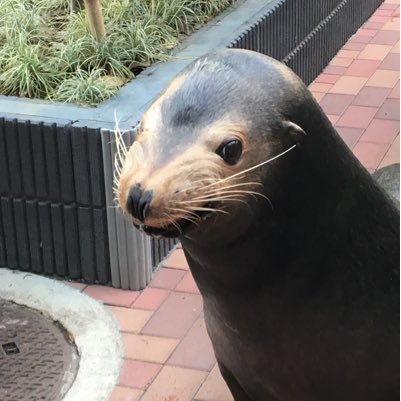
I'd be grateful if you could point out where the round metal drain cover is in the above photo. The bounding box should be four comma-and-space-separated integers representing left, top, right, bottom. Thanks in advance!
0, 300, 79, 401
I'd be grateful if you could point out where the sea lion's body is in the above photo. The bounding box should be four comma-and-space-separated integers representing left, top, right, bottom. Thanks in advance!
183, 160, 399, 401
117, 49, 400, 401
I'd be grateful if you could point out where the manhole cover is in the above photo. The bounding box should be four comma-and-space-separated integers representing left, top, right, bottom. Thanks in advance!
0, 300, 79, 401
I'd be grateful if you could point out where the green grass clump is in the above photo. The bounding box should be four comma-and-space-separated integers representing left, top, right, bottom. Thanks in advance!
53, 68, 122, 105
0, 44, 66, 98
0, 0, 236, 105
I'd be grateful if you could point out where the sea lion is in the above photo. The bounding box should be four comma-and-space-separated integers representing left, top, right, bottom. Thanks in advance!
116, 49, 400, 401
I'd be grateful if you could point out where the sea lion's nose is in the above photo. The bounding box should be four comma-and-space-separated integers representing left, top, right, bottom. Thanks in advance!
126, 184, 153, 222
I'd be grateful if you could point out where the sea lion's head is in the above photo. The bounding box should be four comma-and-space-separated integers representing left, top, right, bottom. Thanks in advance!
116, 49, 311, 242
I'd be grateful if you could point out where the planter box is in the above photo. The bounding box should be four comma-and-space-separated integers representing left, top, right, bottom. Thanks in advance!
0, 0, 383, 289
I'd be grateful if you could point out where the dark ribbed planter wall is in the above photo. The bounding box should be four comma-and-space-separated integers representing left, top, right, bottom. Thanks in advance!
0, 0, 383, 289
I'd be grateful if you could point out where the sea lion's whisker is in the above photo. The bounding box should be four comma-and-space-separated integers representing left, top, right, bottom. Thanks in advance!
114, 165, 122, 179
174, 213, 201, 226
162, 213, 182, 233
197, 189, 259, 199
168, 207, 201, 223
115, 141, 126, 169
204, 145, 297, 189
186, 206, 229, 215
185, 197, 249, 207
182, 216, 200, 226
113, 111, 128, 157
115, 136, 127, 162
179, 196, 247, 204
114, 159, 123, 170
185, 177, 220, 184
197, 189, 273, 211
174, 178, 221, 194
176, 176, 244, 194
171, 220, 182, 233
195, 182, 263, 197
174, 182, 262, 204
214, 182, 263, 189
113, 173, 120, 183
194, 189, 266, 200
113, 113, 130, 194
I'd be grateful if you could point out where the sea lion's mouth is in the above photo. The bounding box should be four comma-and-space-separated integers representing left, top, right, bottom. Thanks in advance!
133, 205, 215, 238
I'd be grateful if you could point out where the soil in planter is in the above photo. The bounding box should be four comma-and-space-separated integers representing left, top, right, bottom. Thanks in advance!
0, 0, 235, 106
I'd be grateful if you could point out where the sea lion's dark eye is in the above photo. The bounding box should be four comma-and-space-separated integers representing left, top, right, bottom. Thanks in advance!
216, 139, 243, 165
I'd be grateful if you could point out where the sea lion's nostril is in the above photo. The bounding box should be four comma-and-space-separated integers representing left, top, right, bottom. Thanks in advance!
138, 190, 153, 220
127, 184, 142, 218
126, 184, 153, 222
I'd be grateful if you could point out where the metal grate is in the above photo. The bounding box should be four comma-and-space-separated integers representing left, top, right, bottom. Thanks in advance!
2, 342, 20, 355
0, 300, 79, 401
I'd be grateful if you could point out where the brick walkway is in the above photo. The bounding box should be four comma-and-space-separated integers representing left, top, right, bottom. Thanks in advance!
70, 2, 400, 400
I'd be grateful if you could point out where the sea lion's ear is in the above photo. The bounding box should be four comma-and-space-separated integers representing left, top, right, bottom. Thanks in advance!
283, 121, 306, 146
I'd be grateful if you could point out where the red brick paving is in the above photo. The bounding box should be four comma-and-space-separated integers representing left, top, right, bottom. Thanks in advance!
108, 386, 143, 401
119, 359, 162, 390
353, 141, 392, 169
358, 43, 393, 59
343, 41, 367, 51
140, 366, 207, 401
141, 292, 202, 338
327, 114, 340, 124
89, 3, 399, 400
132, 287, 170, 311
167, 318, 215, 371
349, 34, 373, 44
352, 86, 391, 107
315, 73, 341, 84
336, 105, 378, 128
323, 65, 348, 75
123, 333, 179, 363
370, 15, 390, 23
107, 306, 152, 333
357, 28, 379, 37
380, 134, 400, 168
162, 248, 190, 270
148, 267, 185, 289
345, 59, 382, 77
370, 29, 400, 45
308, 82, 333, 93
380, 52, 400, 70
390, 81, 400, 97
84, 285, 140, 307
376, 98, 400, 120
336, 127, 364, 149
361, 119, 400, 143
363, 22, 386, 31
330, 75, 368, 94
319, 93, 354, 115
195, 365, 234, 401
175, 271, 200, 294
367, 69, 399, 86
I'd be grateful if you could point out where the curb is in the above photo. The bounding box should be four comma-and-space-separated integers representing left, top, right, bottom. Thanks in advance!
0, 269, 123, 401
